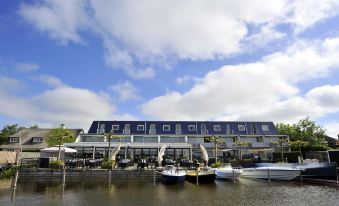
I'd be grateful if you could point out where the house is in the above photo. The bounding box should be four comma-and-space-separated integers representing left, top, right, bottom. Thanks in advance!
0, 128, 83, 152
64, 121, 288, 160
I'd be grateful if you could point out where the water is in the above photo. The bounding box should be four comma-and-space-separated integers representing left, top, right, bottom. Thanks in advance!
0, 178, 338, 206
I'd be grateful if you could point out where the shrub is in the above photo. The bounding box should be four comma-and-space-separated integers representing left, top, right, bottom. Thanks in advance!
1, 168, 17, 178
210, 162, 222, 168
273, 151, 301, 163
101, 160, 112, 167
49, 160, 64, 166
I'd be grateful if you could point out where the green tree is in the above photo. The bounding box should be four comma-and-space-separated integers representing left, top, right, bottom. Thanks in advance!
271, 139, 289, 162
101, 131, 121, 160
208, 136, 225, 163
234, 140, 250, 160
47, 124, 76, 161
0, 124, 18, 145
276, 117, 330, 154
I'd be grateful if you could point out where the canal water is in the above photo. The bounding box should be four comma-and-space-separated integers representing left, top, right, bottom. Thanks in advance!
0, 178, 338, 206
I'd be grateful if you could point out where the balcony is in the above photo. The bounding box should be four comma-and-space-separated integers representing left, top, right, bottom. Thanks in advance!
252, 142, 271, 147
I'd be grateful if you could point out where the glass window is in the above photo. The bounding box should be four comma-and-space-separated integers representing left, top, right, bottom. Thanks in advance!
143, 137, 158, 143
188, 125, 196, 131
249, 123, 256, 134
226, 124, 232, 134
161, 137, 177, 143
238, 124, 246, 132
149, 124, 156, 134
214, 125, 221, 131
262, 124, 270, 131
175, 124, 182, 134
9, 137, 19, 143
32, 137, 43, 143
99, 123, 105, 133
137, 125, 144, 131
124, 124, 130, 134
112, 125, 119, 130
163, 125, 170, 131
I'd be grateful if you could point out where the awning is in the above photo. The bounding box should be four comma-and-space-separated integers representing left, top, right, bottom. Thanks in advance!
41, 146, 77, 153
245, 148, 274, 152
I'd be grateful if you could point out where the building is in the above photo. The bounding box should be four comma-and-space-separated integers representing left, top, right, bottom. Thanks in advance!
0, 128, 83, 152
65, 121, 288, 160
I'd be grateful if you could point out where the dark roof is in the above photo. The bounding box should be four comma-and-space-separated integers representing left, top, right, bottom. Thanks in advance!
0, 128, 83, 150
87, 120, 278, 135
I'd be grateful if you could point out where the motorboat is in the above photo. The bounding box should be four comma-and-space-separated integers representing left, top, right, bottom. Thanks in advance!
241, 166, 301, 181
215, 163, 242, 180
161, 165, 186, 184
186, 167, 216, 183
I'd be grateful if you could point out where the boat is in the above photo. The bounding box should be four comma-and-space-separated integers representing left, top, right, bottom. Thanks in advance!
256, 162, 338, 180
186, 167, 216, 183
161, 165, 186, 184
241, 166, 301, 181
215, 163, 242, 180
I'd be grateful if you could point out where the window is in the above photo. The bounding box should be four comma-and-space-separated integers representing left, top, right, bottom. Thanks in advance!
137, 125, 144, 131
262, 124, 270, 132
175, 124, 182, 134
32, 137, 43, 143
124, 124, 130, 134
112, 125, 119, 130
226, 124, 232, 134
249, 123, 256, 134
163, 125, 170, 131
99, 123, 105, 133
238, 124, 246, 132
214, 125, 221, 131
149, 124, 156, 134
9, 137, 19, 143
188, 125, 196, 131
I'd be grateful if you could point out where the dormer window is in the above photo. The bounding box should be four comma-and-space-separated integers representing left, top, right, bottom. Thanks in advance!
262, 124, 270, 132
9, 137, 19, 143
112, 125, 119, 130
137, 125, 144, 131
32, 137, 43, 143
214, 125, 221, 132
163, 125, 170, 131
188, 125, 196, 131
238, 124, 246, 132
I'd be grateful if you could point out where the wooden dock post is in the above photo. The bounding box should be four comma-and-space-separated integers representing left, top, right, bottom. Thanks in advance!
153, 170, 156, 186
108, 170, 112, 187
61, 168, 66, 187
196, 171, 199, 185
299, 168, 303, 185
267, 168, 271, 186
12, 170, 19, 188
232, 169, 235, 184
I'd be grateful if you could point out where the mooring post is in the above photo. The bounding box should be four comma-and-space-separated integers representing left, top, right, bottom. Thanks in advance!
299, 168, 303, 185
267, 168, 271, 186
153, 170, 156, 186
232, 169, 235, 184
336, 167, 338, 182
12, 170, 19, 188
61, 168, 66, 187
108, 170, 112, 187
196, 171, 199, 185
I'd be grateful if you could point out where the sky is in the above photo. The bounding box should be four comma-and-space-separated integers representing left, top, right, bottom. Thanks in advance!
0, 0, 338, 138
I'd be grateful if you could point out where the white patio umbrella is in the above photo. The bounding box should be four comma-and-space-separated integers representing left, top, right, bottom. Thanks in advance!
200, 144, 209, 162
158, 144, 167, 164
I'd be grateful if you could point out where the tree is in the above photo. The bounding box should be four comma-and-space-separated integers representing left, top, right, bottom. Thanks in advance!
289, 140, 309, 154
208, 136, 225, 163
47, 124, 76, 161
101, 131, 120, 160
233, 140, 250, 160
276, 117, 330, 153
30, 124, 39, 129
271, 139, 289, 162
0, 124, 18, 145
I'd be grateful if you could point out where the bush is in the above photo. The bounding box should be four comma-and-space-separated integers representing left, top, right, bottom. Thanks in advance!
1, 168, 17, 178
101, 160, 112, 167
49, 160, 64, 166
210, 162, 222, 168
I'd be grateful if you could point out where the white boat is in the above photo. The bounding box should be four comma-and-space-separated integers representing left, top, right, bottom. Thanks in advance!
215, 163, 242, 180
161, 165, 186, 184
241, 166, 301, 181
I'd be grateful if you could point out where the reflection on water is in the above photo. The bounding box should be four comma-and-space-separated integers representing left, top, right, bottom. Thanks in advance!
0, 178, 338, 206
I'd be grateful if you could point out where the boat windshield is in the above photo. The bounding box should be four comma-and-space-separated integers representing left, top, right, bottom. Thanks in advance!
164, 165, 176, 171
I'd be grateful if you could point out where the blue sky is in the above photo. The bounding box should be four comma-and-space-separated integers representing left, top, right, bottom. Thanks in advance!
0, 0, 338, 138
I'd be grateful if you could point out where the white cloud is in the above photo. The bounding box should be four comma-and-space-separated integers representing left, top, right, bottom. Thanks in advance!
19, 0, 339, 78
31, 74, 66, 88
109, 81, 142, 102
15, 63, 39, 72
323, 122, 339, 139
0, 75, 136, 130
141, 37, 339, 123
